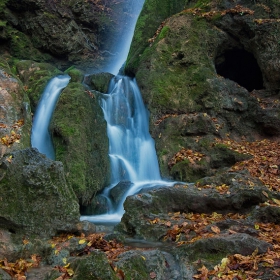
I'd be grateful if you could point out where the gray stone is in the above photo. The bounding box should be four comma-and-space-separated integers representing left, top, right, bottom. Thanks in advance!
0, 148, 80, 238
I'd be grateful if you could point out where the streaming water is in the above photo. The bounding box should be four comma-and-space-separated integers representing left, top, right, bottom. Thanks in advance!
30, 0, 176, 225
80, 76, 175, 224
80, 0, 180, 224
31, 75, 71, 159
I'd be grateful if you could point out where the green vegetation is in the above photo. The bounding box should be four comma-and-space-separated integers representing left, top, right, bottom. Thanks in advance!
193, 0, 211, 9
158, 25, 170, 40
7, 28, 50, 62
52, 83, 110, 205
0, 0, 7, 13
0, 20, 6, 27
125, 0, 188, 75
65, 67, 84, 83
16, 65, 61, 112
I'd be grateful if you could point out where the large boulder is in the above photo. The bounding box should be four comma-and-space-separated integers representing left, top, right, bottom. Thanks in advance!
0, 148, 80, 237
116, 170, 279, 241
126, 0, 280, 179
51, 78, 110, 205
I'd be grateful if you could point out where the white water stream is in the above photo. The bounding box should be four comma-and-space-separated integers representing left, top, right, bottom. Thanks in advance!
31, 75, 70, 159
81, 77, 174, 223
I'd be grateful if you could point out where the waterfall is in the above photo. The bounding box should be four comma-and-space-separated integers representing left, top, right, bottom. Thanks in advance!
80, 0, 178, 224
31, 75, 70, 159
102, 1, 146, 75
29, 0, 176, 224
81, 76, 175, 223
104, 76, 161, 183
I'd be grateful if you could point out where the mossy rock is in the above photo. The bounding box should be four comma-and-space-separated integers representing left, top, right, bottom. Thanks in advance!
177, 233, 271, 264
83, 72, 114, 93
132, 13, 217, 117
0, 148, 80, 238
71, 251, 118, 280
16, 60, 62, 110
126, 0, 280, 180
7, 27, 50, 62
114, 251, 149, 280
0, 58, 32, 151
65, 67, 84, 83
51, 83, 110, 205
125, 0, 188, 75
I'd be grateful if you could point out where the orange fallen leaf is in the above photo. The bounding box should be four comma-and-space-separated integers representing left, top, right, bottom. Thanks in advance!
211, 225, 220, 234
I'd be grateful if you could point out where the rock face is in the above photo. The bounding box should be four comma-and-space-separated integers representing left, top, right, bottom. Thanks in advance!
0, 0, 144, 71
0, 63, 32, 158
126, 0, 280, 180
0, 148, 80, 237
51, 78, 110, 205
117, 170, 273, 240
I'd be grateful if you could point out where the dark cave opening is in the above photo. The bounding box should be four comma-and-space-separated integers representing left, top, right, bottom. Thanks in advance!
215, 49, 264, 92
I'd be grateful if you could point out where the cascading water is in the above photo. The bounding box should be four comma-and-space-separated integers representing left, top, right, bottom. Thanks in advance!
30, 0, 175, 224
31, 75, 70, 159
81, 76, 175, 223
80, 0, 177, 224
105, 76, 161, 184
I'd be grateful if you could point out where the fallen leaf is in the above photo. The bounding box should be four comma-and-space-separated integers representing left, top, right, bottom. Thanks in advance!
272, 198, 280, 206
165, 221, 172, 227
211, 225, 220, 234
262, 191, 269, 198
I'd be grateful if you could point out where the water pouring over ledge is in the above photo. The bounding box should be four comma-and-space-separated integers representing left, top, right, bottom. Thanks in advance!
30, 0, 178, 224
31, 75, 71, 159
80, 76, 175, 224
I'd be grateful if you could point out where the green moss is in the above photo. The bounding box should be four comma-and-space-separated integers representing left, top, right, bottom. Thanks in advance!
159, 148, 168, 156
7, 27, 50, 62
0, 20, 6, 27
125, 0, 188, 74
199, 137, 214, 149
0, 0, 7, 13
16, 60, 62, 110
158, 25, 170, 40
71, 251, 118, 280
117, 254, 149, 280
65, 67, 84, 83
193, 0, 211, 9
170, 159, 209, 182
64, 65, 75, 72
43, 12, 56, 19
51, 83, 110, 205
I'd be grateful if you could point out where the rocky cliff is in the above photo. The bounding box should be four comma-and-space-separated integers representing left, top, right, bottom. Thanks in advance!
126, 0, 280, 182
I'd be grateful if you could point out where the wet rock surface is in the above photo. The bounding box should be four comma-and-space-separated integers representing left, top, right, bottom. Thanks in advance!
0, 148, 80, 238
